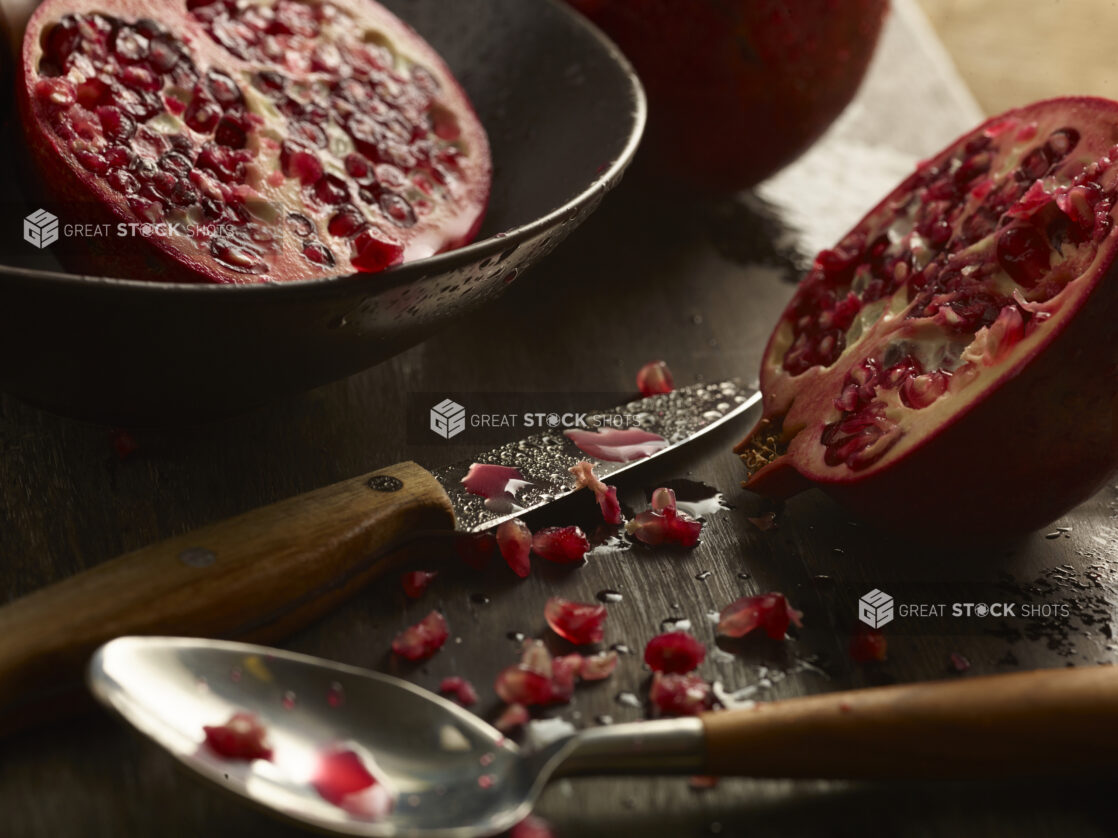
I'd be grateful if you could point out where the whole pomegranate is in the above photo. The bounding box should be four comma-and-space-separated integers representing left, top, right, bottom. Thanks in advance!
565, 0, 887, 193
18, 0, 490, 283
736, 97, 1118, 538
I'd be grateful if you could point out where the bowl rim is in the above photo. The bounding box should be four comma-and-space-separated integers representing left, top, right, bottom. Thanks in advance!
0, 0, 646, 302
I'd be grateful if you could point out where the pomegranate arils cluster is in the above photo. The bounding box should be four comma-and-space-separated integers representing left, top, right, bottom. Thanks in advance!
736, 98, 1118, 536
625, 487, 702, 547
544, 596, 607, 645
649, 672, 712, 717
718, 593, 803, 641
22, 0, 489, 283
391, 610, 448, 661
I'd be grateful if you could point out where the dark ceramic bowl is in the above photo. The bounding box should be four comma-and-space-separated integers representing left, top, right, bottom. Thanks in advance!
0, 0, 645, 424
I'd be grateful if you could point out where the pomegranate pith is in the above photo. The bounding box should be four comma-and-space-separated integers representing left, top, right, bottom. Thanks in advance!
19, 0, 490, 284
736, 98, 1118, 537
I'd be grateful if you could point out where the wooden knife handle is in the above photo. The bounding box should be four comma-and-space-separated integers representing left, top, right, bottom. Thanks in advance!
0, 461, 453, 730
702, 665, 1118, 778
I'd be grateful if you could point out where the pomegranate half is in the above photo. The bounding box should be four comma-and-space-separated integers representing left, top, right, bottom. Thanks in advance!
19, 0, 490, 283
736, 97, 1118, 538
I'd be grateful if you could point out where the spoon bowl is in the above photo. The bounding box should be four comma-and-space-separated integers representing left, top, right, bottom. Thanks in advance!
89, 637, 579, 837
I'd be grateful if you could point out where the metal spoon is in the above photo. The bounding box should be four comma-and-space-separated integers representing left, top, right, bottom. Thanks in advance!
89, 636, 1118, 837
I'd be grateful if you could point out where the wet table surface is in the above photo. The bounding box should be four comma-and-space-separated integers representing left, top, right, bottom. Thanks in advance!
3, 2, 1118, 837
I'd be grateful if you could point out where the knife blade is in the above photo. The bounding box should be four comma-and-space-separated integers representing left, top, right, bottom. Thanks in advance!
0, 380, 759, 731
436, 379, 761, 532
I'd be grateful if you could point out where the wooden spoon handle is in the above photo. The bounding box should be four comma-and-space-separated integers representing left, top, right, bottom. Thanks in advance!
0, 461, 453, 729
702, 665, 1118, 778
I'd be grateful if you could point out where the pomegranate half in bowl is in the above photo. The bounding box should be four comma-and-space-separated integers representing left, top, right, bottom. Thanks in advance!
0, 0, 646, 421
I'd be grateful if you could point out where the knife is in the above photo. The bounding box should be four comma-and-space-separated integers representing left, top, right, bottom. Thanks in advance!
0, 380, 759, 731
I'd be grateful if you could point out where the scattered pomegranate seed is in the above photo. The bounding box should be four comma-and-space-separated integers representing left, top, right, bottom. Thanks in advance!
849, 625, 888, 662
689, 775, 720, 790
531, 526, 590, 563
550, 653, 583, 702
510, 815, 557, 838
312, 747, 394, 817
636, 360, 674, 397
746, 512, 777, 531
520, 638, 554, 677
494, 665, 555, 706
625, 488, 702, 547
438, 676, 479, 706
649, 672, 712, 716
202, 712, 273, 761
391, 610, 449, 661
454, 532, 496, 571
400, 570, 437, 599
718, 593, 803, 640
544, 596, 607, 645
949, 652, 971, 673
496, 519, 532, 577
461, 463, 529, 503
109, 428, 138, 460
644, 631, 706, 674
494, 702, 531, 733
569, 460, 623, 525
579, 650, 619, 680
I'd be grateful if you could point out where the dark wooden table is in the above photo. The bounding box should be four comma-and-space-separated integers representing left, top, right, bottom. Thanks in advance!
3, 4, 1118, 836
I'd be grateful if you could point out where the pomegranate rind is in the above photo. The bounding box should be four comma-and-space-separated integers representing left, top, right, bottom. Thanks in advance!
19, 0, 491, 284
738, 97, 1118, 536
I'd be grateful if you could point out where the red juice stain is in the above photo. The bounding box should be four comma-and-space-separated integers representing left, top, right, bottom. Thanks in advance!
312, 747, 395, 818
461, 463, 531, 512
564, 428, 668, 462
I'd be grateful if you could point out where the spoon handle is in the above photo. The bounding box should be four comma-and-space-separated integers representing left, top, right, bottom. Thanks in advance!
702, 665, 1118, 778
0, 461, 452, 733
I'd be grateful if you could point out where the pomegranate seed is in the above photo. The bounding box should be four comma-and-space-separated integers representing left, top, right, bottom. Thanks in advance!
344, 153, 374, 182
400, 570, 437, 599
494, 665, 553, 706
202, 712, 273, 761
312, 747, 394, 817
107, 169, 139, 195
210, 237, 266, 274
253, 69, 286, 96
328, 205, 369, 238
454, 531, 496, 571
494, 702, 530, 733
644, 631, 706, 673
438, 676, 478, 706
568, 461, 623, 525
494, 519, 533, 577
34, 78, 75, 107
112, 27, 150, 63
849, 625, 887, 662
531, 526, 590, 564
351, 228, 404, 273
718, 593, 803, 641
281, 143, 324, 185
184, 96, 220, 133
625, 490, 702, 548
380, 192, 416, 227
949, 652, 971, 673
214, 115, 247, 148
996, 224, 1051, 288
649, 672, 711, 717
74, 150, 109, 174
579, 650, 619, 680
636, 360, 674, 396
302, 242, 336, 267
391, 610, 448, 661
509, 815, 557, 838
544, 596, 607, 645
551, 653, 582, 701
315, 174, 351, 205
